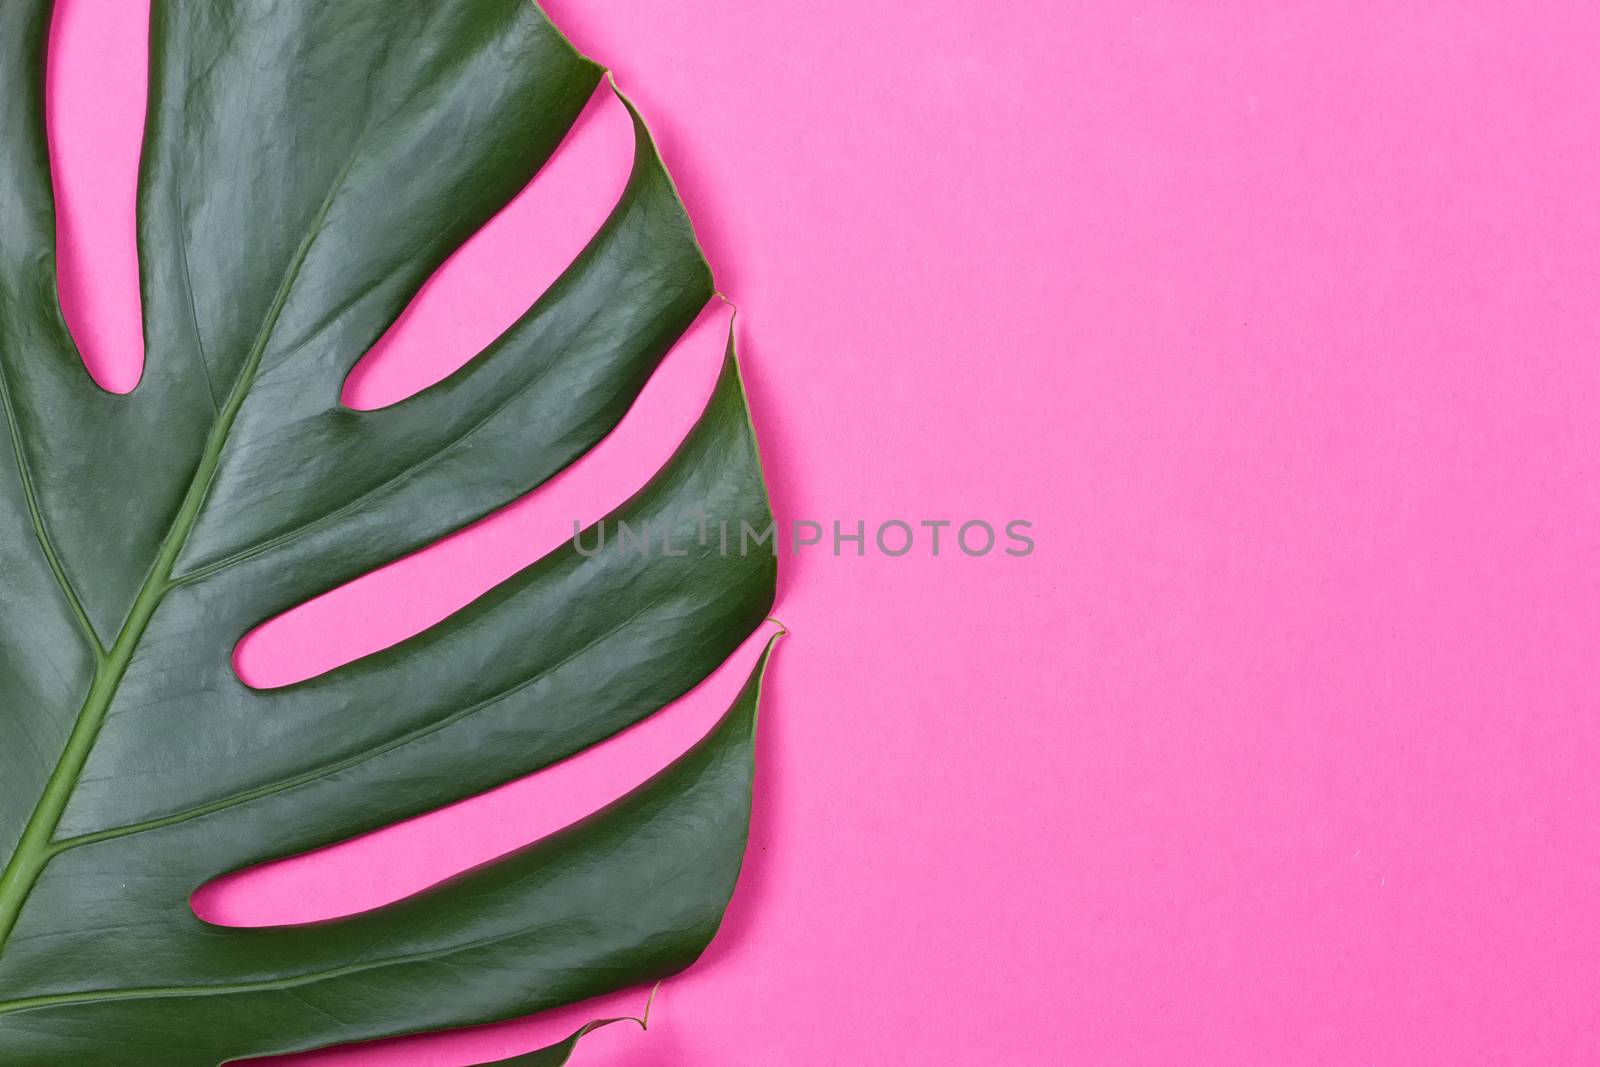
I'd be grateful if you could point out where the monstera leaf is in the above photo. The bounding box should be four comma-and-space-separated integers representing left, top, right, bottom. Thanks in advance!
0, 1, 778, 1062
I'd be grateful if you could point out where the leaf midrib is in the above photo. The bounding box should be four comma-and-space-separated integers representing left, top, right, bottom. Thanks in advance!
0, 134, 370, 956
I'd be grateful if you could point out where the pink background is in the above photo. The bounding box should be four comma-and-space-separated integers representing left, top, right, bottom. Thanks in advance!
44, 1, 1600, 1063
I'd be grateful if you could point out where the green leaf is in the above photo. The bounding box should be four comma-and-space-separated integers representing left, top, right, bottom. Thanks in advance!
0, 1, 778, 1063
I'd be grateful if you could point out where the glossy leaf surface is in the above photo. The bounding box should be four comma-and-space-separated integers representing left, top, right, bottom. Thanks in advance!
0, 1, 777, 1062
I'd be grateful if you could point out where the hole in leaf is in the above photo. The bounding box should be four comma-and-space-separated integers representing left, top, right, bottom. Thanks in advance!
200, 622, 774, 927
47, 0, 148, 394
342, 85, 635, 411
233, 303, 732, 691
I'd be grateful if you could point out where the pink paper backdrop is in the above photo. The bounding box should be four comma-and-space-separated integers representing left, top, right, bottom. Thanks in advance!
44, 1, 1600, 1063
